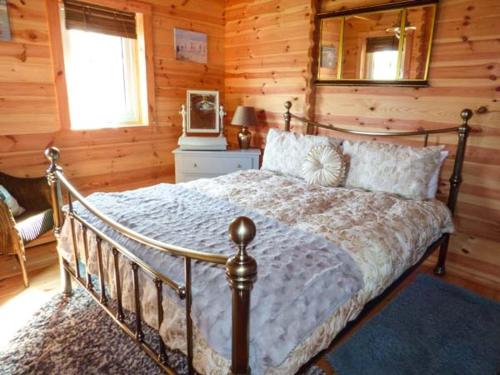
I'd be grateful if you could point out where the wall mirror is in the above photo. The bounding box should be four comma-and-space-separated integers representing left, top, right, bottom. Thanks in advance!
316, 0, 438, 86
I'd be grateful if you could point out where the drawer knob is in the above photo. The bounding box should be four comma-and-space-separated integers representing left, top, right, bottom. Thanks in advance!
193, 163, 197, 168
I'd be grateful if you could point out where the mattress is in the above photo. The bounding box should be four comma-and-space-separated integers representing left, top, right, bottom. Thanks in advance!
58, 169, 454, 374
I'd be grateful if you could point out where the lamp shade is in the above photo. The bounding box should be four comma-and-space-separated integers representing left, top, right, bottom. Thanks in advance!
231, 106, 258, 127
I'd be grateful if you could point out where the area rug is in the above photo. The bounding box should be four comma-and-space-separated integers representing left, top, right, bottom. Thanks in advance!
326, 274, 500, 375
0, 287, 187, 375
0, 286, 325, 374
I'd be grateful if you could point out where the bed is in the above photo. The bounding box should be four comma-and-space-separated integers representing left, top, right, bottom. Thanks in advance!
45, 102, 472, 374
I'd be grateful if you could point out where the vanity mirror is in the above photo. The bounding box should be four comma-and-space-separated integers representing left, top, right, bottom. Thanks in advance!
315, 0, 438, 86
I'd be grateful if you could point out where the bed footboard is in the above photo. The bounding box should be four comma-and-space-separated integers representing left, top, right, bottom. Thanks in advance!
45, 147, 257, 375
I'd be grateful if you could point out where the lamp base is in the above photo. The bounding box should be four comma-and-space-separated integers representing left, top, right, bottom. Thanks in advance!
237, 127, 252, 149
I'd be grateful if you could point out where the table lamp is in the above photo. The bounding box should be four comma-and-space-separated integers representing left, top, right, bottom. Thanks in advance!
231, 106, 257, 149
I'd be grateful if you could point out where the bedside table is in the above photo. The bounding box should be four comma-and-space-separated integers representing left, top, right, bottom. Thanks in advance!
173, 148, 261, 183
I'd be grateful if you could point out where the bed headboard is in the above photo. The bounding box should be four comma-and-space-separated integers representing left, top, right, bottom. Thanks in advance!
283, 101, 472, 215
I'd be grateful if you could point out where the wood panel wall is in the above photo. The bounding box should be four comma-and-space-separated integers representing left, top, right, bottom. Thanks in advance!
225, 0, 500, 289
225, 0, 314, 141
1, 0, 498, 289
0, 0, 224, 193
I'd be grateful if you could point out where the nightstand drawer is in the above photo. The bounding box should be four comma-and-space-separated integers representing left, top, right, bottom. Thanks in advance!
180, 156, 252, 174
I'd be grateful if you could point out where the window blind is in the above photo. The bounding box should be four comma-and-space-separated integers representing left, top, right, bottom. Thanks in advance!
64, 0, 137, 39
366, 36, 398, 53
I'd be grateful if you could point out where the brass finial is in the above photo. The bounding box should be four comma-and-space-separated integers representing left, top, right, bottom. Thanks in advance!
226, 217, 258, 373
45, 146, 62, 174
284, 101, 292, 131
45, 146, 60, 163
226, 216, 257, 291
229, 216, 256, 250
461, 109, 473, 124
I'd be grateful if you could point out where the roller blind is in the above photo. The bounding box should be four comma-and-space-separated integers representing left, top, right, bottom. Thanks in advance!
64, 0, 137, 39
366, 36, 398, 53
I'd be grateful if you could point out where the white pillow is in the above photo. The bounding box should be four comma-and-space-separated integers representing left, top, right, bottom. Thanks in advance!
343, 141, 444, 200
0, 185, 25, 217
302, 145, 345, 187
262, 129, 342, 178
427, 150, 448, 199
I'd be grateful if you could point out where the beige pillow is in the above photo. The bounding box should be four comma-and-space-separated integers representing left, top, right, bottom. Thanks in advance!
262, 129, 342, 178
342, 140, 444, 200
302, 145, 345, 187
427, 150, 448, 199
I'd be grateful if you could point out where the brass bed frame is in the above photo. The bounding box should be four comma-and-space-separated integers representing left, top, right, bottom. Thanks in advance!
44, 101, 471, 375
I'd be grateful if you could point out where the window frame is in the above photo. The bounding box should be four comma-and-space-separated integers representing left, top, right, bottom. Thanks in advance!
45, 0, 156, 131
62, 29, 142, 129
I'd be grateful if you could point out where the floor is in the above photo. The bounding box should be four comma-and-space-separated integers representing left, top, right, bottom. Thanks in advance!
0, 255, 498, 373
0, 263, 60, 351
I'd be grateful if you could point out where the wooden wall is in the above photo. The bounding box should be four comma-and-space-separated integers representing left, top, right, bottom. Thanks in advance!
0, 0, 225, 192
225, 0, 315, 142
1, 0, 498, 289
225, 0, 500, 289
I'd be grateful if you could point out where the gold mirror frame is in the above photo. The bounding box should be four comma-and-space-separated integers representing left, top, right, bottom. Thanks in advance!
314, 0, 439, 87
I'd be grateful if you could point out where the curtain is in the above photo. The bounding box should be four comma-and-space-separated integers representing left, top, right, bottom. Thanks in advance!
64, 0, 136, 39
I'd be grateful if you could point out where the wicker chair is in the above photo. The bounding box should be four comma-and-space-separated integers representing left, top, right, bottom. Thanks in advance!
0, 172, 54, 287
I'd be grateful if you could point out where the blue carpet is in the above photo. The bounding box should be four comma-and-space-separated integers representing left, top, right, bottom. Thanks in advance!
326, 274, 500, 375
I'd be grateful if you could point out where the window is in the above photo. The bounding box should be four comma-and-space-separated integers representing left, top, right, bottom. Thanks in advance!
366, 50, 399, 80
364, 36, 400, 80
58, 0, 152, 130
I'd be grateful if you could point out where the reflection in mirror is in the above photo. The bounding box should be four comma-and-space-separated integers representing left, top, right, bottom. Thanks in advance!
364, 36, 399, 79
342, 9, 402, 80
316, 2, 437, 85
402, 5, 435, 80
318, 17, 342, 80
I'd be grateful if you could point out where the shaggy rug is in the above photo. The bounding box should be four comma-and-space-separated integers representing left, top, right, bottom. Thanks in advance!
3, 275, 497, 375
326, 274, 500, 375
0, 287, 188, 375
0, 286, 325, 375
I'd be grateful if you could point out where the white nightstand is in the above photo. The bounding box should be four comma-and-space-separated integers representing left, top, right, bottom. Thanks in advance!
173, 148, 261, 183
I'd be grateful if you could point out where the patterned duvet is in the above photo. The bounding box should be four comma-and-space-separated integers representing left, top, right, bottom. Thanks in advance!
58, 169, 453, 374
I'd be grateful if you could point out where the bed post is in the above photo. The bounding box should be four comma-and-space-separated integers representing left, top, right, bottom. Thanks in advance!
226, 216, 257, 375
45, 147, 72, 296
434, 109, 472, 276
284, 101, 292, 131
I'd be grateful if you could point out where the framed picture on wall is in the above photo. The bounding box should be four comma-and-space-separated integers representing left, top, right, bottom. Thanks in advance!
174, 28, 208, 64
0, 0, 11, 41
320, 46, 336, 68
186, 90, 220, 134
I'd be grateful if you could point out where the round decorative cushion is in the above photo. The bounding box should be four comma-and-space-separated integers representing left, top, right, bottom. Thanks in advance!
302, 145, 345, 187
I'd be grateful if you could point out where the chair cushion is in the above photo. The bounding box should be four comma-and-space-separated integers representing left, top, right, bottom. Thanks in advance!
0, 185, 26, 217
15, 209, 54, 244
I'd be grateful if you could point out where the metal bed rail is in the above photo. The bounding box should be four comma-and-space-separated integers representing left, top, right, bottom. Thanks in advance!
45, 147, 257, 375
